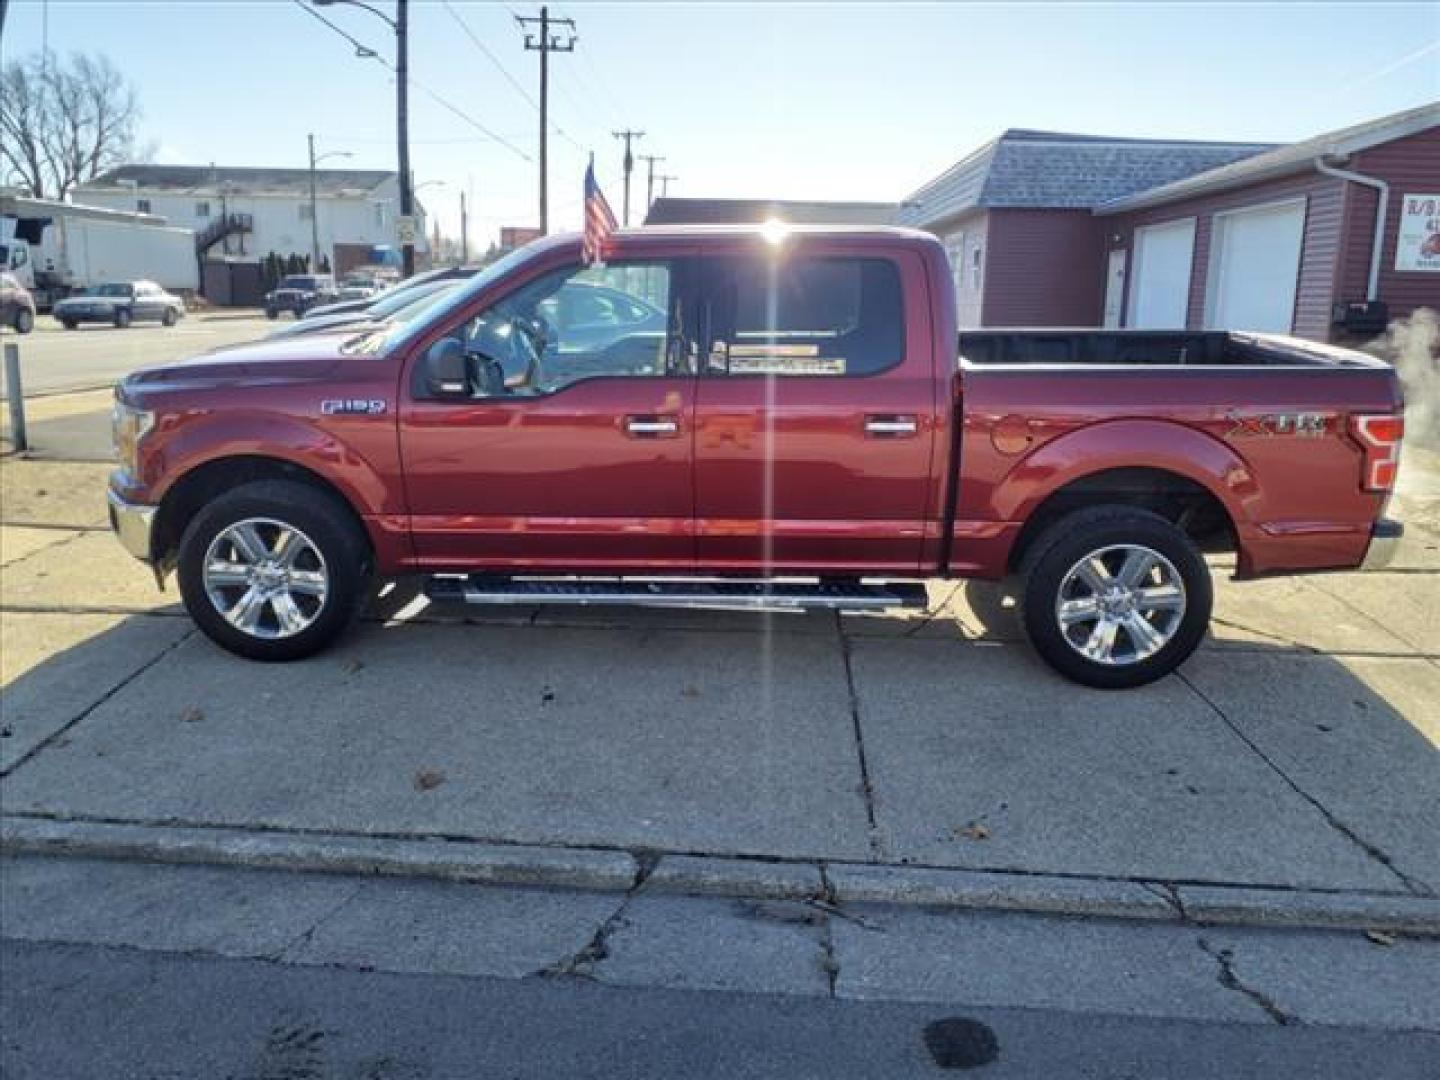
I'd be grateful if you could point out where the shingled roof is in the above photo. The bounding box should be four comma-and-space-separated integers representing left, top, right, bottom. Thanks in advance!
896, 130, 1276, 228
1096, 101, 1440, 214
645, 197, 899, 226
83, 165, 396, 198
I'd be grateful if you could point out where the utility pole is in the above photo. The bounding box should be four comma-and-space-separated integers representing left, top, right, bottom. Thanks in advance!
658, 174, 678, 198
639, 153, 664, 215
396, 0, 414, 276
518, 6, 576, 235
308, 135, 320, 272
612, 129, 644, 226
459, 190, 469, 264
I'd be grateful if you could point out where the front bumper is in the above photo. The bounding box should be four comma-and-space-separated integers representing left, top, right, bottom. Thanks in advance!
1361, 518, 1403, 570
107, 488, 156, 563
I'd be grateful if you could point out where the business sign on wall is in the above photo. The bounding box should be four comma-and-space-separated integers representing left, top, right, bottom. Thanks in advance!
1395, 193, 1440, 272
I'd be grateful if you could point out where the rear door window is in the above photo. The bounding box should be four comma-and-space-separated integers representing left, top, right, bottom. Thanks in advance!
700, 257, 904, 377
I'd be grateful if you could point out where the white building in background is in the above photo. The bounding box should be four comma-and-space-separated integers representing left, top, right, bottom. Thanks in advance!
75, 164, 427, 275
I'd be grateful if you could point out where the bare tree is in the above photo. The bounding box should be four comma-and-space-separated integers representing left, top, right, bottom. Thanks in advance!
0, 51, 141, 200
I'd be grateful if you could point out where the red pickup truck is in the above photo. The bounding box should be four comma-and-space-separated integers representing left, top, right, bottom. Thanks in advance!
107, 226, 1404, 688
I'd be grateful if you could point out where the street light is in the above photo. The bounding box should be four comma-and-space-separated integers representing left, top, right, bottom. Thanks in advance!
308, 135, 353, 273
312, 0, 414, 276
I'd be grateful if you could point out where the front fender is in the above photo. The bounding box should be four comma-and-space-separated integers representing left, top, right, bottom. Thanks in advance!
992, 419, 1262, 529
140, 409, 390, 516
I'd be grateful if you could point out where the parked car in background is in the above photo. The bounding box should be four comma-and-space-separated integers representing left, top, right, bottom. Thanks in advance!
106, 226, 1405, 687
1, 271, 36, 333
52, 280, 184, 329
267, 278, 461, 339
336, 275, 384, 303
302, 265, 480, 320
264, 274, 337, 319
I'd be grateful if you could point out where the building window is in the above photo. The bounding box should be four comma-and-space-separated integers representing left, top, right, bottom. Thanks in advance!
971, 247, 983, 291
195, 201, 211, 217
136, 199, 151, 214
299, 203, 314, 221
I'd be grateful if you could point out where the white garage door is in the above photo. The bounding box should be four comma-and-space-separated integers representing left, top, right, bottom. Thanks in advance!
1128, 218, 1196, 328
1205, 199, 1306, 333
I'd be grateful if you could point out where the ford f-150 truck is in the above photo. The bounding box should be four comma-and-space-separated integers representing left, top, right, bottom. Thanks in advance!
107, 226, 1405, 687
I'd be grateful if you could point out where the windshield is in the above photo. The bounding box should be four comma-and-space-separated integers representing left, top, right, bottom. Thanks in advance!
84, 284, 133, 297
367, 246, 541, 354
390, 283, 461, 323
279, 276, 320, 290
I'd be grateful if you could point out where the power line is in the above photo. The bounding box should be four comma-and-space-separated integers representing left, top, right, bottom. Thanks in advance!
443, 0, 586, 154
291, 0, 531, 163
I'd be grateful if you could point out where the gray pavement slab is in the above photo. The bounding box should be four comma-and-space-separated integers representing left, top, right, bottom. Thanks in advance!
1205, 575, 1418, 655
1306, 571, 1440, 655
0, 525, 78, 566
0, 855, 353, 959
647, 854, 824, 900
1180, 652, 1440, 894
0, 611, 193, 772
846, 637, 1403, 891
0, 621, 875, 861
284, 875, 622, 979
0, 529, 177, 612
830, 906, 1258, 1023
590, 893, 832, 996
0, 459, 111, 528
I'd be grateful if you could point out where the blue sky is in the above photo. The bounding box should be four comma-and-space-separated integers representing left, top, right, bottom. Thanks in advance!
4, 1, 1437, 245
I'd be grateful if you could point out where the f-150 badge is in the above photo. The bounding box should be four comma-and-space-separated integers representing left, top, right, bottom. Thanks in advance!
322, 399, 387, 415
1225, 410, 1328, 437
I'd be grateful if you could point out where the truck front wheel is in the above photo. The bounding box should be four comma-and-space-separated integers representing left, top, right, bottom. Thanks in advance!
1020, 507, 1211, 689
14, 308, 34, 334
177, 480, 370, 661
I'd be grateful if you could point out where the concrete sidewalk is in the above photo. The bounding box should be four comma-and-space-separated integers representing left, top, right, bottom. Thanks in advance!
2, 454, 1438, 933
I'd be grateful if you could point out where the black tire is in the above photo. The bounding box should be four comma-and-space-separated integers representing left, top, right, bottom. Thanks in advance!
14, 308, 34, 334
162, 306, 178, 327
61, 319, 77, 330
1020, 507, 1211, 690
177, 480, 370, 661
265, 307, 279, 320
114, 307, 132, 329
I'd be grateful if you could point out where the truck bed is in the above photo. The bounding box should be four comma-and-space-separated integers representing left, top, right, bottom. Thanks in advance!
958, 329, 1385, 369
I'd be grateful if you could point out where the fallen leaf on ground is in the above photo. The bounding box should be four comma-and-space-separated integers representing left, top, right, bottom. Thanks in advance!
954, 823, 990, 841
180, 706, 204, 724
413, 768, 446, 792
1365, 930, 1397, 947
344, 658, 365, 674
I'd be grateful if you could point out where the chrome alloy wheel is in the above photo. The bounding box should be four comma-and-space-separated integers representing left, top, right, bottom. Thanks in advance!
202, 517, 329, 640
1054, 544, 1186, 666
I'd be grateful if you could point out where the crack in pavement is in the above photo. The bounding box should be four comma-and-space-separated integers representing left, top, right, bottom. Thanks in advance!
833, 613, 886, 862
1197, 936, 1296, 1026
270, 882, 366, 964
0, 527, 90, 571
1176, 669, 1432, 897
533, 852, 659, 980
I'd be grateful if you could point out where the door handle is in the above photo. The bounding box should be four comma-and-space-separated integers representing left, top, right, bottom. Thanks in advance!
865, 415, 919, 437
625, 415, 680, 438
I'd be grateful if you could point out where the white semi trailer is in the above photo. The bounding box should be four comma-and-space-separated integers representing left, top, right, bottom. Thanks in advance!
0, 194, 198, 311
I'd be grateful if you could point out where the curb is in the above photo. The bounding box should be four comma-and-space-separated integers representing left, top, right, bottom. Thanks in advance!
4, 815, 1438, 933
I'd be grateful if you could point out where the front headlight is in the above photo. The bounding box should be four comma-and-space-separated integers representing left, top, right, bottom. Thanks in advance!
112, 397, 155, 479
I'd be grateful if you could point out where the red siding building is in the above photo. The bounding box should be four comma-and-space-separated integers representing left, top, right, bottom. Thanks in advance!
901, 103, 1439, 341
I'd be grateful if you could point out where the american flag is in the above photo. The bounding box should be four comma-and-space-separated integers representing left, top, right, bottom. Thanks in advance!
582, 160, 618, 266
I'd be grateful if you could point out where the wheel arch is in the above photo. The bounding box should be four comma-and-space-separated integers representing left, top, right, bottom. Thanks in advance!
151, 455, 372, 574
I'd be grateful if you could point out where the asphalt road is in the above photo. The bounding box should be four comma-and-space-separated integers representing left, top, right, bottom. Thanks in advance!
0, 313, 276, 397
6, 939, 1438, 1080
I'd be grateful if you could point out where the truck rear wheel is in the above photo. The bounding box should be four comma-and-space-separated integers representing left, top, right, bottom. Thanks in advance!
162, 307, 178, 327
14, 308, 34, 334
1020, 507, 1211, 689
177, 480, 370, 661
114, 308, 131, 329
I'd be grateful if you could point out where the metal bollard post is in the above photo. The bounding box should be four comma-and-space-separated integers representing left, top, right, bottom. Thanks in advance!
4, 342, 27, 453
